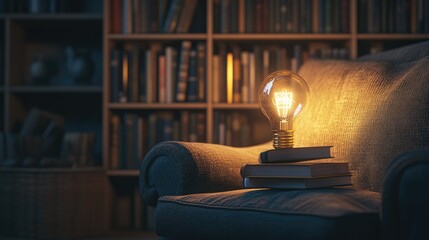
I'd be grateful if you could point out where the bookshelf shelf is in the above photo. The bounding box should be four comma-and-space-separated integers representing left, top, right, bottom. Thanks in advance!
9, 86, 103, 93
357, 34, 429, 40
5, 13, 103, 20
213, 103, 260, 110
108, 33, 207, 41
0, 167, 105, 173
212, 34, 352, 41
108, 103, 207, 110
107, 169, 139, 177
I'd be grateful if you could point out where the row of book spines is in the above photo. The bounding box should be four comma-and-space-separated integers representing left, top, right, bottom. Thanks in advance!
111, 0, 203, 34
110, 41, 206, 104
359, 0, 429, 33
109, 111, 205, 170
212, 44, 348, 104
213, 112, 252, 147
214, 0, 350, 34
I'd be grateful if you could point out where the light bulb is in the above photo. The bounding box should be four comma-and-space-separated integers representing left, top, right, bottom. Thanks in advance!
258, 70, 310, 149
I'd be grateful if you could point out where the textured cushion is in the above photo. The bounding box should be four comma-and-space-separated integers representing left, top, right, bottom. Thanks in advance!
156, 188, 381, 240
140, 141, 271, 205
296, 42, 429, 191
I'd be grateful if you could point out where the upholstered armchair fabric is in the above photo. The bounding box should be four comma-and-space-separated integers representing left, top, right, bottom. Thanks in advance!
140, 141, 271, 206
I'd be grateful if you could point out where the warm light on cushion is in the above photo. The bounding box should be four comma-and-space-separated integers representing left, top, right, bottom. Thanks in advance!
297, 46, 429, 191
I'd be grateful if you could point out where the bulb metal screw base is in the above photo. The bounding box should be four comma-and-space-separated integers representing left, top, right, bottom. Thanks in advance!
272, 130, 294, 149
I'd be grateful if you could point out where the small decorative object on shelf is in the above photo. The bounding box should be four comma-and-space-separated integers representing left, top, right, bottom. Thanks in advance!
65, 46, 95, 85
29, 55, 58, 85
258, 70, 310, 149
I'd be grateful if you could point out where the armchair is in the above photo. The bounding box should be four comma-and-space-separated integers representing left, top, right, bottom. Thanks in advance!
140, 41, 429, 240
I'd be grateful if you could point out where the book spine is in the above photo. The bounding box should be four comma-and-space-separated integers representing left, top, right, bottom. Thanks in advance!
141, 0, 149, 33
213, 0, 221, 32
197, 43, 206, 102
220, 0, 230, 33
110, 49, 119, 103
176, 41, 192, 102
165, 46, 174, 103
158, 0, 168, 33
186, 49, 198, 102
181, 111, 190, 141
212, 55, 220, 103
138, 49, 147, 102
245, 0, 254, 33
238, 0, 245, 33
226, 52, 234, 104
112, 0, 123, 33
176, 0, 198, 33
158, 54, 167, 103
162, 0, 183, 33
241, 51, 249, 103
119, 50, 129, 103
248, 52, 256, 103
218, 44, 227, 102
110, 114, 120, 169
232, 48, 241, 103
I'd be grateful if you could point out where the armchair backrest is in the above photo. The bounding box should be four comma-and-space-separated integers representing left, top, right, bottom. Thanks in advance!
296, 41, 429, 192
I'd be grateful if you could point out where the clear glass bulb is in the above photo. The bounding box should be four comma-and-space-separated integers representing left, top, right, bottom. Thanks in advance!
258, 70, 310, 149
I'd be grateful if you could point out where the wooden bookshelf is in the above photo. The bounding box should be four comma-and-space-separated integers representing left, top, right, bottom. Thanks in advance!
0, 0, 105, 238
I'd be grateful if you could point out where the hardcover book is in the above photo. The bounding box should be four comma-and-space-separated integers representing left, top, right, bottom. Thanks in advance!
259, 146, 332, 163
241, 162, 350, 178
243, 175, 352, 189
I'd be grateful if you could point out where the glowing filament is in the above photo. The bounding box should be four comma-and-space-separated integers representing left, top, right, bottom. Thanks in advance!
274, 90, 293, 118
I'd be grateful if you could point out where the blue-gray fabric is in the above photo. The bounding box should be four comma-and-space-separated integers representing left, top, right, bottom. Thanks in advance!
156, 188, 380, 240
381, 149, 429, 240
140, 141, 271, 206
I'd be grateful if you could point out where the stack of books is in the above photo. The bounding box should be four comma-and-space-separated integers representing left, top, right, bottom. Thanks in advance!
241, 146, 352, 189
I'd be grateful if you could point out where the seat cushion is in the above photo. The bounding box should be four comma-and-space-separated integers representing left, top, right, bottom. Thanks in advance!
155, 188, 380, 240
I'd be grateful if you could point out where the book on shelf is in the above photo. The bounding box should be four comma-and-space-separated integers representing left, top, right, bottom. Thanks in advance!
186, 48, 198, 102
241, 161, 349, 178
259, 146, 333, 163
162, 0, 183, 33
109, 111, 205, 169
111, 0, 202, 33
110, 41, 205, 104
212, 44, 348, 103
214, 112, 251, 147
176, 0, 198, 33
215, 0, 350, 33
243, 175, 352, 189
176, 41, 192, 102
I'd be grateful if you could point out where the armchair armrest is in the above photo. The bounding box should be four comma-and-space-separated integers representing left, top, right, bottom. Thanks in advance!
382, 148, 429, 240
139, 141, 271, 206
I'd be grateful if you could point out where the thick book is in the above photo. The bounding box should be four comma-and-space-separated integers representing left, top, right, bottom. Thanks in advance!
241, 162, 349, 178
243, 175, 352, 189
259, 146, 332, 163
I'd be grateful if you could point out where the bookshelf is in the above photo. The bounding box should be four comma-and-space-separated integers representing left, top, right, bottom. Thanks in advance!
102, 0, 429, 231
0, 0, 104, 166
